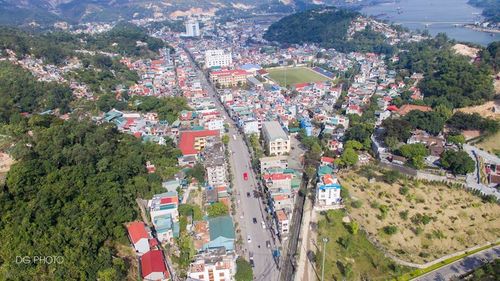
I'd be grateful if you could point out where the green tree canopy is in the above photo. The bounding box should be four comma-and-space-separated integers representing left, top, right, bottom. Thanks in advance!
207, 202, 229, 218
440, 150, 475, 175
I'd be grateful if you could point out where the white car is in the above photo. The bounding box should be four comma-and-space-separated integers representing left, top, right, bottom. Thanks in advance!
247, 235, 252, 243
261, 221, 266, 229
233, 135, 236, 140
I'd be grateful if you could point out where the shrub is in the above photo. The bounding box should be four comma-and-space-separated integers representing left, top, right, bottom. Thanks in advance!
399, 210, 409, 220
383, 170, 401, 184
351, 200, 363, 208
399, 186, 410, 195
383, 225, 398, 235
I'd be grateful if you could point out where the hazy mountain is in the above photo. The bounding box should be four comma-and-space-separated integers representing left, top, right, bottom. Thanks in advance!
0, 0, 361, 26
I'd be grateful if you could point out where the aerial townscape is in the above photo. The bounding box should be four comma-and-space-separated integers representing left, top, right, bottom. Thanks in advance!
0, 1, 499, 281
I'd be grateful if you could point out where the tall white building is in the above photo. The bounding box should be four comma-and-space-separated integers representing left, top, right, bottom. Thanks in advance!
185, 20, 200, 37
205, 49, 232, 68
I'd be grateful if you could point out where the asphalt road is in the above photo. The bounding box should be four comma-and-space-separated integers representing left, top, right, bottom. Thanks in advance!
463, 144, 500, 200
415, 245, 500, 281
185, 48, 280, 280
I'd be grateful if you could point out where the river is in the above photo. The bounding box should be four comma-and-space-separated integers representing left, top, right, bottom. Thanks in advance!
361, 0, 499, 46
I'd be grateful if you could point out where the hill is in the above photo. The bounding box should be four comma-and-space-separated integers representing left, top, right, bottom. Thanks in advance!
263, 7, 395, 54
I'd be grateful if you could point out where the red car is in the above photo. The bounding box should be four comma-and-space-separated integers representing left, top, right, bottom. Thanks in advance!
243, 172, 248, 181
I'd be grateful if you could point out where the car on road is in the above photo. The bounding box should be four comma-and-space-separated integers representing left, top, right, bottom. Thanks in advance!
261, 221, 266, 229
252, 217, 257, 224
246, 192, 251, 198
243, 172, 248, 181
233, 134, 236, 140
266, 241, 271, 248
247, 235, 252, 243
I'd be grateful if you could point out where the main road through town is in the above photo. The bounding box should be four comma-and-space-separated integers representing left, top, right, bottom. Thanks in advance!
183, 46, 281, 280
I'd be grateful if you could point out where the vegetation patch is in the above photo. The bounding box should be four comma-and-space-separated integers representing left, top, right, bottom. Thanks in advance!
340, 167, 500, 264
266, 67, 329, 87
316, 210, 411, 280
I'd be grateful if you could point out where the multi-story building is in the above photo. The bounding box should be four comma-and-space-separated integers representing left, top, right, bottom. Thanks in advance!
202, 138, 227, 187
276, 209, 289, 236
149, 192, 180, 243
185, 20, 200, 37
260, 155, 289, 173
316, 173, 342, 207
187, 249, 236, 281
178, 130, 220, 157
262, 121, 290, 156
205, 50, 232, 68
210, 69, 248, 88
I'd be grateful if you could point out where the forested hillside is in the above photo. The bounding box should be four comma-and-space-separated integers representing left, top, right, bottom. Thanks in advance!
0, 116, 180, 280
0, 61, 72, 121
263, 7, 394, 54
394, 34, 495, 108
0, 22, 166, 64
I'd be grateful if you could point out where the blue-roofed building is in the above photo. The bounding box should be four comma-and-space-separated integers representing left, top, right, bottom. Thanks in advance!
153, 213, 180, 242
300, 118, 313, 137
149, 192, 179, 243
203, 216, 235, 251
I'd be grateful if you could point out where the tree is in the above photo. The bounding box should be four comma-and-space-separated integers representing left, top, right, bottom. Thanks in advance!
382, 118, 412, 144
440, 150, 475, 175
338, 147, 358, 167
207, 202, 229, 217
235, 257, 253, 281
222, 134, 230, 145
399, 143, 429, 169
404, 110, 446, 136
186, 163, 206, 184
446, 134, 465, 147
344, 140, 363, 150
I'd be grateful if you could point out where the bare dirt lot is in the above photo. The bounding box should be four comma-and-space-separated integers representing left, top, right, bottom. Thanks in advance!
456, 100, 500, 120
452, 43, 479, 58
0, 152, 14, 183
340, 167, 500, 264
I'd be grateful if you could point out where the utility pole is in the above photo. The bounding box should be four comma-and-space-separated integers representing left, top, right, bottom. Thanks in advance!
321, 237, 329, 281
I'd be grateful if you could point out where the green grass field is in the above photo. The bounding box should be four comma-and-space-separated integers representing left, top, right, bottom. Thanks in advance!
266, 67, 329, 87
316, 210, 411, 280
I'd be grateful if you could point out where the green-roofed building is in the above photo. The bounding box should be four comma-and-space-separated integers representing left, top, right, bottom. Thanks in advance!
317, 165, 334, 177
204, 216, 235, 251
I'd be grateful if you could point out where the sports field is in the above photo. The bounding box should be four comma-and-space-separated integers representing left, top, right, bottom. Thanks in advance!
266, 67, 329, 87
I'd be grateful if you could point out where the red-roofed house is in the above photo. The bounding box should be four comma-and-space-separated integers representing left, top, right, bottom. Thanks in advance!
396, 104, 432, 116
140, 250, 170, 281
127, 221, 150, 254
320, 157, 335, 166
178, 130, 219, 156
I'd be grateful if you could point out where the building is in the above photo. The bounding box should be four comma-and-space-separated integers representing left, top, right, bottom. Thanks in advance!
276, 209, 289, 236
149, 192, 180, 243
185, 20, 200, 37
126, 221, 150, 255
210, 69, 248, 88
204, 216, 235, 251
205, 50, 232, 68
396, 104, 432, 116
202, 137, 227, 187
262, 121, 290, 156
260, 155, 288, 173
140, 250, 170, 281
188, 249, 236, 281
316, 173, 342, 207
178, 130, 220, 157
